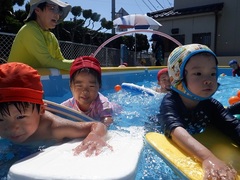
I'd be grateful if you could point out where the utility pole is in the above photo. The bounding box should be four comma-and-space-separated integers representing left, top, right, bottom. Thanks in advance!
111, 0, 115, 34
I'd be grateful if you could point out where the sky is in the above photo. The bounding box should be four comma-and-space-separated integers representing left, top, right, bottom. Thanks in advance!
64, 0, 174, 21
65, 0, 173, 32
65, 0, 174, 40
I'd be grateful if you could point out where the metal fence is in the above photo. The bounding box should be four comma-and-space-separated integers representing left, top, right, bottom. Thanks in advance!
0, 31, 152, 66
0, 32, 15, 64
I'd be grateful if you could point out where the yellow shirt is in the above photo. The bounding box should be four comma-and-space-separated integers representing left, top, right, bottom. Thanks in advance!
8, 21, 73, 71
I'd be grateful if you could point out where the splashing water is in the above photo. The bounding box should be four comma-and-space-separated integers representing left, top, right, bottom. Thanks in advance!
1, 75, 239, 179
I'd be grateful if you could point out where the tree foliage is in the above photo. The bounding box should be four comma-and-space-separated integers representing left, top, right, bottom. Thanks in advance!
0, 0, 25, 32
0, 1, 149, 51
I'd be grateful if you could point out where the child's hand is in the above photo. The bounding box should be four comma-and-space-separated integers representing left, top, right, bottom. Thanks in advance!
202, 156, 237, 180
72, 132, 113, 156
102, 117, 113, 127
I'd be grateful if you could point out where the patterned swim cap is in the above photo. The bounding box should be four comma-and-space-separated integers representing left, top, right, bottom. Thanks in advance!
168, 44, 218, 101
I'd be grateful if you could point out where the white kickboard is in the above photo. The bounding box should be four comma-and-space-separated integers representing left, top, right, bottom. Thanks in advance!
8, 127, 144, 180
121, 83, 159, 96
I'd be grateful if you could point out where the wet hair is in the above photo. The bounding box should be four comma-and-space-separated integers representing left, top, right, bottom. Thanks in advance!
70, 68, 102, 88
25, 2, 47, 22
0, 102, 40, 117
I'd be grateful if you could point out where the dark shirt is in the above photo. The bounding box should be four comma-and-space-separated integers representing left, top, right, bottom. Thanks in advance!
152, 41, 164, 66
158, 91, 240, 145
227, 101, 240, 115
232, 67, 240, 77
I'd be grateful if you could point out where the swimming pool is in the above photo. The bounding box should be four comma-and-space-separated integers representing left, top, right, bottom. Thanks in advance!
0, 67, 238, 179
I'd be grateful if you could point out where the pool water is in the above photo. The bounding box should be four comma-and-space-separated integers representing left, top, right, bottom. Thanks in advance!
1, 75, 240, 179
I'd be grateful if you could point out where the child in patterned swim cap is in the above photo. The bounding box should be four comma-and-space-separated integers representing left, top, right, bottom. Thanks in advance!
158, 44, 239, 179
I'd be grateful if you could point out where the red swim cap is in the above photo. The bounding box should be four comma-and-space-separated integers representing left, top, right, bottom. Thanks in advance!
70, 56, 101, 78
157, 68, 168, 80
0, 62, 44, 104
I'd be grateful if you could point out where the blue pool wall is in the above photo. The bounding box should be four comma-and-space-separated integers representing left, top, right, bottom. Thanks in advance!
39, 67, 232, 98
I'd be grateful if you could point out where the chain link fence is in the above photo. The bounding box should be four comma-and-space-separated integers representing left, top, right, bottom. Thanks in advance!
0, 31, 152, 66
0, 32, 15, 63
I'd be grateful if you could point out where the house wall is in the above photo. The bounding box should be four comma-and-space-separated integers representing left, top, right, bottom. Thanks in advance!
216, 0, 240, 56
159, 13, 216, 50
155, 0, 240, 65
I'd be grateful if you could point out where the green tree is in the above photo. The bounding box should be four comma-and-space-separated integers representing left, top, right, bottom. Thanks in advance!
0, 0, 25, 32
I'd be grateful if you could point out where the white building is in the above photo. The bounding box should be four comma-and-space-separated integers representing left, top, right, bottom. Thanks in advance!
147, 0, 240, 65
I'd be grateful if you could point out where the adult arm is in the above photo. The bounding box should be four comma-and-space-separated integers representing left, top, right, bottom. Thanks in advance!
26, 27, 73, 70
10, 22, 73, 70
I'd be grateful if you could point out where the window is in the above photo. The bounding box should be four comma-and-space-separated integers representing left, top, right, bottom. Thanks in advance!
192, 33, 211, 47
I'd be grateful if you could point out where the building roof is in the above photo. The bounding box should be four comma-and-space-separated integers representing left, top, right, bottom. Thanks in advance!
147, 3, 224, 19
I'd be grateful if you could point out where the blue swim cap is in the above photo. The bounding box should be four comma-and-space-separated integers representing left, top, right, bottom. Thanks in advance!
229, 59, 238, 66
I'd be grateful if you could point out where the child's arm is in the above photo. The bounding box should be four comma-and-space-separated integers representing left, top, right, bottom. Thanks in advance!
72, 121, 113, 156
44, 111, 112, 156
171, 127, 237, 180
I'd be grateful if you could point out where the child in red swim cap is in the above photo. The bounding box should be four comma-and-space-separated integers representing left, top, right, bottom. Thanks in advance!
0, 62, 112, 156
155, 68, 171, 93
61, 56, 114, 127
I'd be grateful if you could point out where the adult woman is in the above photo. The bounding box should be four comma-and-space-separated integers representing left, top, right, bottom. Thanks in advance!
8, 0, 73, 70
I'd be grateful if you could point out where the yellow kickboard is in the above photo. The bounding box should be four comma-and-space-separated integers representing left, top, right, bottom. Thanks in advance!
145, 127, 240, 180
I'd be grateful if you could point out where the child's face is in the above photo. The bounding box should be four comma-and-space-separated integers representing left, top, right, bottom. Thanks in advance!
230, 63, 238, 70
70, 71, 100, 111
184, 54, 218, 98
158, 73, 171, 91
0, 104, 43, 143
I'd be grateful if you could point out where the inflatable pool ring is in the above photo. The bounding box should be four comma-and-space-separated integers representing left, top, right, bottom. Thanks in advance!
228, 90, 240, 105
229, 96, 240, 105
44, 100, 95, 122
121, 83, 159, 96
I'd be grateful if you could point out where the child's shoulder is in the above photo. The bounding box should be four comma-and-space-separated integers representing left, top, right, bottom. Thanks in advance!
98, 92, 109, 100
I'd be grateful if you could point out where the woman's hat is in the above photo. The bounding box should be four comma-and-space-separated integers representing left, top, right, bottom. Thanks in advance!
70, 56, 101, 78
0, 62, 44, 105
25, 0, 71, 24
168, 44, 218, 101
